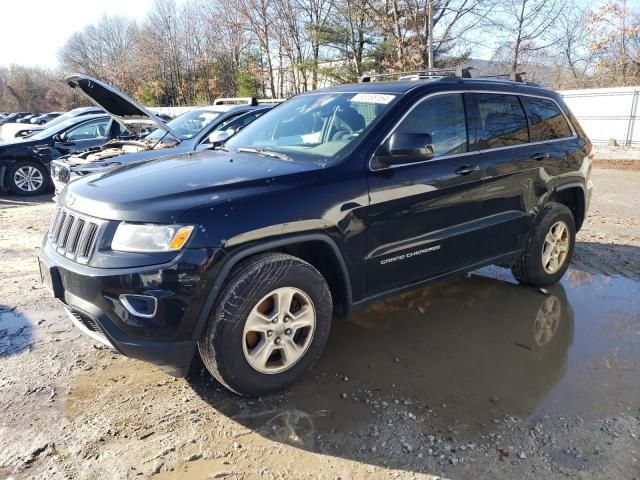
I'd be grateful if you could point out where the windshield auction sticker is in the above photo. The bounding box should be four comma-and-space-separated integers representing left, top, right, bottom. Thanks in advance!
350, 93, 396, 104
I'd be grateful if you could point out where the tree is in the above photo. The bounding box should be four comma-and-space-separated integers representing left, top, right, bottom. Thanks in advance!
549, 1, 596, 88
587, 0, 640, 86
490, 0, 565, 74
0, 66, 82, 112
58, 15, 140, 94
367, 0, 489, 71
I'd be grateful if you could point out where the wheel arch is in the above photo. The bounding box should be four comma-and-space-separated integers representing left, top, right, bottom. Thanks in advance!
192, 233, 353, 341
550, 183, 586, 231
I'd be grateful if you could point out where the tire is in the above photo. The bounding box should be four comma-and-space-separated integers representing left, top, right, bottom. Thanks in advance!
7, 161, 49, 196
511, 202, 576, 287
198, 253, 333, 396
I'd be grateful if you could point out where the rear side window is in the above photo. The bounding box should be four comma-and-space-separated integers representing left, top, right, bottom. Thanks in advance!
475, 94, 529, 148
522, 96, 573, 141
395, 93, 467, 158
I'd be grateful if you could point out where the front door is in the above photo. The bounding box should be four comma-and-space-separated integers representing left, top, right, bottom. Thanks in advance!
53, 117, 111, 158
365, 92, 488, 296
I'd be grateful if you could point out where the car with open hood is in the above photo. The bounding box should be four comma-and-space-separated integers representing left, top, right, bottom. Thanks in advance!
0, 113, 143, 195
50, 74, 277, 194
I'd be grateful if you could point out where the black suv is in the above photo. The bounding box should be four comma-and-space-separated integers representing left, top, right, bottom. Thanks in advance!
39, 69, 593, 396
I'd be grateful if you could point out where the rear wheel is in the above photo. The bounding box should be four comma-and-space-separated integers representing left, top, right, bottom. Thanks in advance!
198, 253, 332, 396
7, 161, 49, 196
511, 203, 576, 287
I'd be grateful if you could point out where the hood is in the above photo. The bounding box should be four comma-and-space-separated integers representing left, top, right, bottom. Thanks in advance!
65, 74, 178, 139
0, 136, 50, 151
61, 150, 324, 222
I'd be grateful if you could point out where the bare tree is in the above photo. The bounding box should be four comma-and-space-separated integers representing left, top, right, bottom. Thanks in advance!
490, 0, 564, 74
58, 15, 140, 93
550, 1, 595, 88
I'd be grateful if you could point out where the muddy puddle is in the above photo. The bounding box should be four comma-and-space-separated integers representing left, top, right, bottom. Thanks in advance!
187, 267, 640, 453
0, 308, 77, 357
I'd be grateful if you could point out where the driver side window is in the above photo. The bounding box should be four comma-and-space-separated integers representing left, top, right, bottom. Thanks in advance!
395, 93, 468, 158
65, 119, 109, 141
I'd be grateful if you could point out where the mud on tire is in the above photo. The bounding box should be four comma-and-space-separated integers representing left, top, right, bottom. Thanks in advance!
197, 253, 333, 396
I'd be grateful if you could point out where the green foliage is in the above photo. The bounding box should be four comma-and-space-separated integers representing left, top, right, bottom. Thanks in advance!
235, 53, 262, 98
135, 83, 158, 107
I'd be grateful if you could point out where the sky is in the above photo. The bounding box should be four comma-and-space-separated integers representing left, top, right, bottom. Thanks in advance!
1, 0, 635, 69
0, 0, 157, 68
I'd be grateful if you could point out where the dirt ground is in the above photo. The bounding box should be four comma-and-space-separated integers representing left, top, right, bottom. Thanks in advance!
0, 167, 639, 480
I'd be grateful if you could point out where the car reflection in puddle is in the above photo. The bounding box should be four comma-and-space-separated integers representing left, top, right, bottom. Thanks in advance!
190, 267, 640, 453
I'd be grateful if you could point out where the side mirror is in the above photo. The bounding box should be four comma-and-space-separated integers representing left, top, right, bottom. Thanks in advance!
207, 129, 234, 146
375, 132, 435, 166
52, 133, 66, 143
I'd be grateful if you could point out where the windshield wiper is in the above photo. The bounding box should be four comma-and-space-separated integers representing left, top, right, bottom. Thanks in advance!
238, 147, 292, 161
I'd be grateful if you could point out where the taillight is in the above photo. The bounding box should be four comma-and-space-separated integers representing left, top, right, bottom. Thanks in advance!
587, 143, 595, 159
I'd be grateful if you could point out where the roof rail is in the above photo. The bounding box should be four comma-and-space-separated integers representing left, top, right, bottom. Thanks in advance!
257, 98, 287, 104
213, 97, 258, 106
359, 67, 471, 83
358, 68, 535, 85
471, 72, 527, 83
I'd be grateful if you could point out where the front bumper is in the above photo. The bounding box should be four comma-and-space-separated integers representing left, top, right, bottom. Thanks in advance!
39, 242, 223, 377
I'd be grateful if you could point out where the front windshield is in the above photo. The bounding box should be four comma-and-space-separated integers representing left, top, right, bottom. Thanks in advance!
225, 92, 397, 159
145, 109, 222, 141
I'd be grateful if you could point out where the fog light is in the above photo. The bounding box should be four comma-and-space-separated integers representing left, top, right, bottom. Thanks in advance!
119, 294, 158, 318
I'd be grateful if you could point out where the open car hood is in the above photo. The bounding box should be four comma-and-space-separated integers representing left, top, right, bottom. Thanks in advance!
65, 74, 179, 140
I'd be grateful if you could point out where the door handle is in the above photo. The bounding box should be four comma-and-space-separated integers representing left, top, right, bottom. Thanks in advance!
455, 165, 480, 175
531, 152, 550, 161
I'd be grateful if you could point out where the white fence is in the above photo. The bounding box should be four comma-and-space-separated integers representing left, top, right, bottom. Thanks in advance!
559, 86, 640, 146
149, 106, 197, 117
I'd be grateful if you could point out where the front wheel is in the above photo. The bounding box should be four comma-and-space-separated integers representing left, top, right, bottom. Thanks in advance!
7, 161, 49, 196
511, 202, 576, 287
198, 253, 333, 396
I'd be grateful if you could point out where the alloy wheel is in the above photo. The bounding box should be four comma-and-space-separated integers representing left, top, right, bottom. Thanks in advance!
541, 221, 570, 274
13, 166, 44, 192
242, 287, 316, 374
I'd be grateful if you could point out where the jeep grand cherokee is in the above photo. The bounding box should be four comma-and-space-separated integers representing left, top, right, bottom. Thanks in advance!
39, 69, 593, 396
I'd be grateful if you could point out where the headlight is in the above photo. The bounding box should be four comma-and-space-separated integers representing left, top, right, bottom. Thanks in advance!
111, 223, 194, 253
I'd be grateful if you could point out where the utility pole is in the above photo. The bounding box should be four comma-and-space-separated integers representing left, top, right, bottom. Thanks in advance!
427, 0, 434, 68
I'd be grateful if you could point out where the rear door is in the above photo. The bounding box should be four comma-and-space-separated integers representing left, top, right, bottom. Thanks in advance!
365, 92, 489, 295
520, 95, 576, 180
467, 92, 557, 258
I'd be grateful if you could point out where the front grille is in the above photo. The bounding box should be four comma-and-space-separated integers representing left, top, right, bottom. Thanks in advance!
48, 205, 104, 263
67, 309, 112, 347
70, 310, 102, 334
